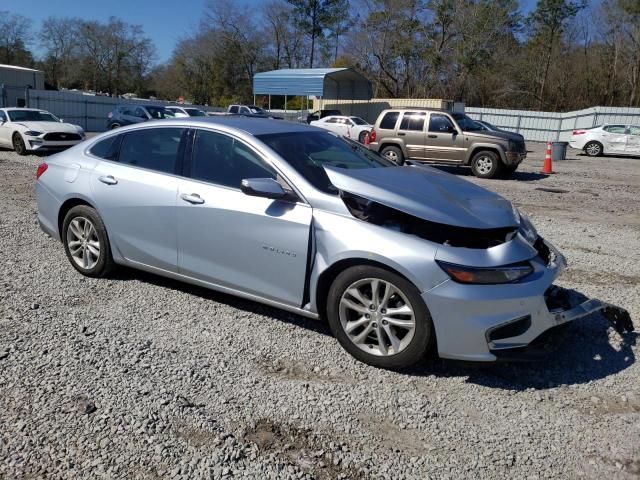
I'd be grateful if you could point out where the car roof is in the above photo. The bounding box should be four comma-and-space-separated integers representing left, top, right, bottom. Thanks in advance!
1, 107, 48, 112
382, 107, 452, 113
130, 116, 318, 136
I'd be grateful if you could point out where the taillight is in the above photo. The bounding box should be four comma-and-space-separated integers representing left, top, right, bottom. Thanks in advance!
36, 162, 48, 179
572, 130, 586, 135
370, 130, 377, 142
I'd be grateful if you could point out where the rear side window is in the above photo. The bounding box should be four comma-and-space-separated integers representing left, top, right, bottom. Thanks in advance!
429, 114, 455, 133
379, 112, 399, 130
603, 125, 626, 134
118, 128, 185, 174
400, 112, 426, 131
190, 130, 276, 189
229, 106, 239, 113
629, 126, 640, 135
89, 135, 119, 160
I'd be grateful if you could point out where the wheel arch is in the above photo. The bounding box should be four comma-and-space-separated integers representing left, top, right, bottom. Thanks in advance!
57, 197, 96, 238
313, 257, 418, 322
466, 144, 506, 165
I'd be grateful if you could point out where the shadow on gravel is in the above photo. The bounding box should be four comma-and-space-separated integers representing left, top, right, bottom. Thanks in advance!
110, 267, 333, 337
403, 292, 637, 390
431, 165, 549, 181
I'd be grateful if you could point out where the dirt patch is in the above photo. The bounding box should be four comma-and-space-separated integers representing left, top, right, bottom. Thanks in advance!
257, 357, 349, 384
244, 418, 364, 480
560, 268, 640, 287
358, 414, 428, 456
581, 394, 640, 416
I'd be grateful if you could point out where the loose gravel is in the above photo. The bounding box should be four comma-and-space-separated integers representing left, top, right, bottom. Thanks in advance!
0, 144, 638, 479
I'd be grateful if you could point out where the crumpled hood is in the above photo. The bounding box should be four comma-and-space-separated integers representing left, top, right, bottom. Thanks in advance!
324, 164, 518, 229
14, 121, 81, 133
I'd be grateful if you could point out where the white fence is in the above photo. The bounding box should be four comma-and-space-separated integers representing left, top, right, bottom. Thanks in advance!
465, 106, 640, 142
21, 89, 222, 131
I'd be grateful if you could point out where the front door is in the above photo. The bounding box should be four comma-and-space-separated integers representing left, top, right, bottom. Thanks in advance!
397, 111, 427, 159
625, 126, 640, 155
90, 127, 187, 272
423, 113, 466, 163
176, 128, 312, 306
602, 125, 628, 153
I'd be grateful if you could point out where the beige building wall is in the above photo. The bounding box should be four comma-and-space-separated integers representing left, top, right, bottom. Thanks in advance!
312, 98, 456, 123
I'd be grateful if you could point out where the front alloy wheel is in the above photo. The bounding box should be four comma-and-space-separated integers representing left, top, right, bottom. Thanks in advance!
327, 265, 434, 369
339, 278, 416, 356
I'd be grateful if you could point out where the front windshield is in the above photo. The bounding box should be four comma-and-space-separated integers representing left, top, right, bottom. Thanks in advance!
452, 113, 482, 132
257, 131, 393, 194
351, 117, 368, 125
8, 110, 59, 122
185, 108, 206, 116
249, 106, 266, 114
146, 107, 166, 119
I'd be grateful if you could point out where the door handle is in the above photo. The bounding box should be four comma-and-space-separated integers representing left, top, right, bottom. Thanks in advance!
180, 193, 205, 205
98, 175, 117, 185
398, 132, 406, 136
428, 134, 438, 138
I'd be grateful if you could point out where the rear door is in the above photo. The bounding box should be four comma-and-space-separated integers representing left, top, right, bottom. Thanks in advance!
602, 125, 627, 153
625, 126, 640, 155
397, 111, 427, 159
424, 113, 465, 163
176, 128, 312, 306
90, 127, 187, 272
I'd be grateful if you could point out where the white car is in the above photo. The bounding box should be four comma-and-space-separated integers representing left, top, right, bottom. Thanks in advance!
570, 124, 640, 157
0, 108, 85, 156
310, 115, 373, 143
164, 106, 207, 118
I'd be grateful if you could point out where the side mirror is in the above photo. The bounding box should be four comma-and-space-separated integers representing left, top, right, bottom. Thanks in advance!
241, 178, 288, 200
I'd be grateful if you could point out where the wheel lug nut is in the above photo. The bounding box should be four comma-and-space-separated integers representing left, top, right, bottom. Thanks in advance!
371, 323, 377, 328
365, 314, 370, 319
382, 320, 388, 325
380, 308, 386, 314
369, 304, 376, 310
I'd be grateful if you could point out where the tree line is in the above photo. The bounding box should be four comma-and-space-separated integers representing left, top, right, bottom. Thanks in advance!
3, 0, 640, 110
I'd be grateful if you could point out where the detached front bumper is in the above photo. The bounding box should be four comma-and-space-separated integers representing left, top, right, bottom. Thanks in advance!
423, 238, 633, 362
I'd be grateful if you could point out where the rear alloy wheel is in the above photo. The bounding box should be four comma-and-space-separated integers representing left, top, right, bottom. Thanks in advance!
327, 265, 434, 369
380, 145, 404, 165
470, 150, 502, 178
584, 141, 602, 157
62, 205, 114, 277
12, 133, 28, 156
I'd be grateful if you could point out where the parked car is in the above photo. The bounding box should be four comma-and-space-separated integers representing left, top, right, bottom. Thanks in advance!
474, 120, 525, 141
369, 108, 527, 178
569, 124, 640, 157
0, 108, 85, 155
165, 106, 207, 117
227, 105, 283, 119
35, 116, 632, 369
107, 105, 169, 129
310, 115, 373, 143
301, 109, 342, 124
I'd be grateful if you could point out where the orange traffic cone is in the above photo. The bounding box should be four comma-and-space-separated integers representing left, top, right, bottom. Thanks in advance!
541, 141, 555, 174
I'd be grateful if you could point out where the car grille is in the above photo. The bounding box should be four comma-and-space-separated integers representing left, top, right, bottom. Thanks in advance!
43, 132, 81, 141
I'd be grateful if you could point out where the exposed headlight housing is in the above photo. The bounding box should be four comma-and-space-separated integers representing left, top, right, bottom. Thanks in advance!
24, 131, 43, 137
437, 260, 534, 284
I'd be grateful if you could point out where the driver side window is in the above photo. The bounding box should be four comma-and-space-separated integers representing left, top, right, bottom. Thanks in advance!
429, 114, 455, 133
190, 130, 277, 189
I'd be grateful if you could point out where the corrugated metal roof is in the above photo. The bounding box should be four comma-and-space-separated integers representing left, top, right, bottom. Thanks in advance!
0, 63, 42, 73
253, 68, 372, 99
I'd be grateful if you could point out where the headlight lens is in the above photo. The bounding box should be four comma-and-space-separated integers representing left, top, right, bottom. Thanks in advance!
24, 131, 43, 137
437, 260, 533, 284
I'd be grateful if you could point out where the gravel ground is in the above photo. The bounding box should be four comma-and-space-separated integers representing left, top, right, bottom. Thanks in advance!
0, 143, 638, 479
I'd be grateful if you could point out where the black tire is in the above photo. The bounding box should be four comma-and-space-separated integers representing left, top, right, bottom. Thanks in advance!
326, 265, 435, 370
358, 131, 366, 143
380, 145, 404, 165
12, 133, 27, 156
584, 141, 603, 157
62, 205, 115, 278
470, 150, 502, 178
110, 123, 121, 130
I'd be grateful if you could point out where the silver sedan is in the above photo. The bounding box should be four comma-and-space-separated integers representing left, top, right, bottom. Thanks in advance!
35, 117, 633, 369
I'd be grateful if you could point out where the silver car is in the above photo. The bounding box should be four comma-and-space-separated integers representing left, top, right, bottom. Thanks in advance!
35, 118, 632, 369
